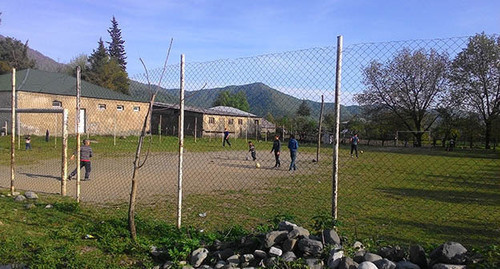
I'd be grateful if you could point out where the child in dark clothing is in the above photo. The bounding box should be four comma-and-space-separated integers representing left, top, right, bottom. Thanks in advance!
248, 141, 256, 161
25, 135, 32, 150
68, 139, 93, 181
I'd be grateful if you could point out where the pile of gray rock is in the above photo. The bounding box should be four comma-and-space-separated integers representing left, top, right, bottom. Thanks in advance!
154, 221, 471, 269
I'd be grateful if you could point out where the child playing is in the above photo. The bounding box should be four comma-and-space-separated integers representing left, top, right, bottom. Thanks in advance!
248, 141, 257, 161
25, 135, 32, 150
68, 139, 93, 181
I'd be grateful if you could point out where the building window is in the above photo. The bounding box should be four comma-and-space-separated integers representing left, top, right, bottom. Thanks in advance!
98, 104, 106, 110
254, 119, 259, 125
228, 118, 234, 125
52, 100, 62, 107
238, 119, 243, 125
133, 106, 140, 112
209, 117, 215, 124
117, 105, 124, 111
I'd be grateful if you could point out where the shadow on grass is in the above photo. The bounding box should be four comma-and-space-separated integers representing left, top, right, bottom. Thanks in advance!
354, 145, 500, 160
377, 187, 500, 206
422, 174, 500, 191
366, 216, 499, 246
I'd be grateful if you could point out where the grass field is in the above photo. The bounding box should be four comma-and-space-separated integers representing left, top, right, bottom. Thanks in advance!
0, 135, 499, 253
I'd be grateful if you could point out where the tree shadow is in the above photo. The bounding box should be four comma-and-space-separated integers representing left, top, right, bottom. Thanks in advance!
377, 187, 500, 206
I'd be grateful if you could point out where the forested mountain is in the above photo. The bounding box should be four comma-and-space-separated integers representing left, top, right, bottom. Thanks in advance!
130, 81, 359, 120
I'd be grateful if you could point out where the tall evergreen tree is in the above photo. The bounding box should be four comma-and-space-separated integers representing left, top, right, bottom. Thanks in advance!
0, 37, 35, 74
107, 16, 127, 71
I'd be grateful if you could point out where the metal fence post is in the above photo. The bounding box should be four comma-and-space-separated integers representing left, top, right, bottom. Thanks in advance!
332, 35, 343, 220
61, 109, 68, 196
76, 66, 81, 202
177, 54, 185, 229
10, 68, 16, 195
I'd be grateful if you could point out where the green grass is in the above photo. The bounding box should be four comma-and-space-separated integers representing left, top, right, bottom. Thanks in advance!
1, 135, 499, 267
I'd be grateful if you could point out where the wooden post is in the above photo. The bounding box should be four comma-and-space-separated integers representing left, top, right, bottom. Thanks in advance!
76, 66, 81, 202
61, 109, 68, 196
10, 68, 16, 195
316, 95, 324, 162
159, 114, 162, 143
194, 117, 197, 143
177, 54, 185, 229
332, 36, 343, 220
113, 110, 117, 146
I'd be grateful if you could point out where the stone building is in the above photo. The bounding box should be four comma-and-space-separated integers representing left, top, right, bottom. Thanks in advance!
152, 103, 275, 139
0, 69, 149, 136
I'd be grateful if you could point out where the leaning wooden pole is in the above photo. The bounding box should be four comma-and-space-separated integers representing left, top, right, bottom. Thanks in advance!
316, 95, 324, 162
10, 68, 16, 195
332, 36, 343, 220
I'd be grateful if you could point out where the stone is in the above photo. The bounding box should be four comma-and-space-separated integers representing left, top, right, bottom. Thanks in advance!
429, 242, 467, 265
214, 260, 226, 269
364, 252, 383, 262
298, 237, 323, 257
432, 264, 466, 269
253, 250, 266, 260
12, 191, 20, 196
410, 245, 428, 269
264, 257, 278, 267
268, 246, 282, 257
288, 226, 310, 239
190, 248, 209, 267
14, 195, 26, 202
215, 248, 234, 260
162, 261, 174, 269
353, 249, 367, 263
24, 191, 38, 199
240, 254, 254, 267
373, 258, 396, 269
327, 250, 344, 269
306, 258, 324, 269
338, 257, 358, 269
198, 266, 212, 269
353, 241, 364, 250
282, 239, 297, 252
378, 246, 406, 262
24, 204, 36, 209
395, 261, 420, 269
226, 254, 240, 267
264, 231, 288, 248
45, 204, 53, 209
281, 251, 297, 262
278, 221, 298, 231
358, 261, 378, 269
323, 229, 342, 246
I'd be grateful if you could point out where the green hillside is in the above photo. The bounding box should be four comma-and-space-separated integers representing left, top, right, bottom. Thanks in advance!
157, 82, 358, 119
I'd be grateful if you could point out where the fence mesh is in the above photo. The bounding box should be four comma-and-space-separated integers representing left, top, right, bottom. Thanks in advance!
0, 35, 499, 247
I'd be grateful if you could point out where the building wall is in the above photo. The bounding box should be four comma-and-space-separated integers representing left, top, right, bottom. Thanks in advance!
202, 114, 261, 138
0, 92, 11, 135
15, 92, 148, 136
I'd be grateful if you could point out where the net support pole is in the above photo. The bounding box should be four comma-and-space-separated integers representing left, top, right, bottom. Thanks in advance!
76, 66, 81, 202
10, 68, 16, 195
317, 95, 324, 162
61, 109, 68, 196
177, 54, 185, 229
332, 36, 343, 220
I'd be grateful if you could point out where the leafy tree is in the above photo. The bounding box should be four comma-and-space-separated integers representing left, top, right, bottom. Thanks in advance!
107, 16, 127, 71
450, 33, 500, 149
265, 112, 275, 123
0, 37, 35, 74
213, 90, 250, 112
297, 100, 311, 117
355, 48, 450, 147
65, 54, 88, 76
84, 38, 130, 95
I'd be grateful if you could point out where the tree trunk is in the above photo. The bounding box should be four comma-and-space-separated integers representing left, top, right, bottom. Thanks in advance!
485, 120, 491, 149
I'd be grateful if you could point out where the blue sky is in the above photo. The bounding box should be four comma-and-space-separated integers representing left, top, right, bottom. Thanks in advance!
1, 0, 498, 77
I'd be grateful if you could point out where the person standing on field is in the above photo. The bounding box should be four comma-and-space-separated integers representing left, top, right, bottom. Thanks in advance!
288, 134, 299, 171
68, 139, 93, 181
270, 135, 281, 168
248, 141, 257, 161
25, 135, 32, 150
223, 128, 231, 147
350, 133, 359, 158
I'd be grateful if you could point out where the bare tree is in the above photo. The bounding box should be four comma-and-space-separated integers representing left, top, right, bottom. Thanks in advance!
450, 33, 500, 149
355, 48, 450, 146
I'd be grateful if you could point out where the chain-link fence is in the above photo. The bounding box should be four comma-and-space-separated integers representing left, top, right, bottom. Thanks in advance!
0, 35, 499, 247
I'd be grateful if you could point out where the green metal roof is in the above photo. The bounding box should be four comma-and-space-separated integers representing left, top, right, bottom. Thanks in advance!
0, 69, 145, 102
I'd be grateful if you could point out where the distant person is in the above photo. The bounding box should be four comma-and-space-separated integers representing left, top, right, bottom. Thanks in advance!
248, 141, 257, 161
45, 129, 49, 142
350, 133, 359, 158
449, 139, 455, 151
25, 135, 32, 150
270, 135, 281, 168
288, 134, 299, 171
223, 128, 231, 147
68, 139, 93, 181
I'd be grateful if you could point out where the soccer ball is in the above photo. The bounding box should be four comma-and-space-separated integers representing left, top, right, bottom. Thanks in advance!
255, 162, 261, 168
360, 150, 364, 154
